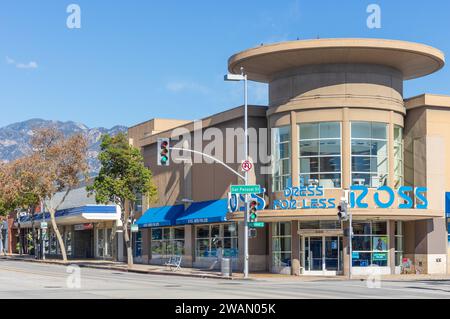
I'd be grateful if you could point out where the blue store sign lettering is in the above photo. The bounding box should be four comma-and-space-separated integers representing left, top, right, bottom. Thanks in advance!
273, 185, 428, 210
228, 189, 266, 213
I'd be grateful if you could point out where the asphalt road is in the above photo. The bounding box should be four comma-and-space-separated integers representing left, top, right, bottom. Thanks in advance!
1, 259, 450, 299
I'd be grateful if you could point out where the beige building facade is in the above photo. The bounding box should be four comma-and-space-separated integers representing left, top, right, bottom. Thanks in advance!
132, 38, 450, 276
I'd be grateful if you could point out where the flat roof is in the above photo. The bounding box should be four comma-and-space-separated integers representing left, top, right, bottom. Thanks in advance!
405, 94, 450, 111
228, 38, 445, 82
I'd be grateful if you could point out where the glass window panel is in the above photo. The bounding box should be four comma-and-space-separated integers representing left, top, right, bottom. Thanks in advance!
300, 141, 319, 156
371, 141, 387, 157
352, 236, 372, 251
395, 221, 403, 236
174, 227, 185, 240
372, 222, 387, 235
352, 252, 371, 267
319, 174, 341, 188
320, 157, 341, 172
152, 228, 162, 241
223, 223, 238, 238
352, 122, 371, 139
300, 158, 319, 173
352, 141, 371, 156
319, 122, 340, 139
299, 221, 320, 230
279, 127, 291, 143
151, 241, 163, 255
162, 228, 171, 240
353, 222, 371, 235
272, 238, 292, 252
279, 143, 290, 159
196, 239, 210, 257
280, 222, 292, 236
300, 123, 319, 140
395, 237, 404, 252
352, 173, 371, 186
352, 157, 371, 172
281, 159, 291, 175
319, 140, 341, 156
196, 226, 210, 239
211, 225, 220, 238
372, 123, 387, 140
300, 174, 320, 186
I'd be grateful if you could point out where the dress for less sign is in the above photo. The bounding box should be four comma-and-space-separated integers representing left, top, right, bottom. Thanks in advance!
273, 186, 428, 210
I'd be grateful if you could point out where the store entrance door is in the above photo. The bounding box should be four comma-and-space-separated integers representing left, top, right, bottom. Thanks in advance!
303, 236, 343, 275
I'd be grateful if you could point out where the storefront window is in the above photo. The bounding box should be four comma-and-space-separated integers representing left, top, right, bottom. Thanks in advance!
299, 122, 341, 188
394, 126, 404, 189
351, 122, 388, 188
352, 221, 389, 267
65, 229, 72, 256
395, 221, 404, 266
49, 230, 57, 255
195, 223, 238, 258
272, 126, 291, 192
272, 222, 292, 268
152, 227, 185, 257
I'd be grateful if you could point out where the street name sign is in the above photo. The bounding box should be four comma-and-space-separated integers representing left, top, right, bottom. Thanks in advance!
249, 222, 265, 228
230, 185, 261, 195
131, 224, 139, 233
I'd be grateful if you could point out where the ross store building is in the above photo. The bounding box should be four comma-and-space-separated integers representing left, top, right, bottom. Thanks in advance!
132, 38, 450, 276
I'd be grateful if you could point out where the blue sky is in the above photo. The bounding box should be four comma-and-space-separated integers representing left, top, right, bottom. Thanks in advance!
1, 0, 450, 129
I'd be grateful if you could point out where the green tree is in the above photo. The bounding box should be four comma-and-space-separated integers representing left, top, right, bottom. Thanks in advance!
87, 133, 157, 267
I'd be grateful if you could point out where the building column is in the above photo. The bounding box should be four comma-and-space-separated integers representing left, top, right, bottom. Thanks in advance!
141, 229, 150, 264
342, 108, 350, 189
389, 220, 396, 274
268, 222, 273, 273
388, 111, 395, 188
342, 220, 350, 277
184, 225, 194, 268
291, 221, 300, 276
238, 221, 245, 271
290, 111, 299, 188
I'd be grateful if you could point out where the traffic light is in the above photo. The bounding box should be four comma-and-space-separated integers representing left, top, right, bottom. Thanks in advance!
249, 200, 258, 222
337, 200, 348, 221
157, 138, 170, 166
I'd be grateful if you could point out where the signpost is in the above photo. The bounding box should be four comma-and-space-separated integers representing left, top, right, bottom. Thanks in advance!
230, 185, 261, 195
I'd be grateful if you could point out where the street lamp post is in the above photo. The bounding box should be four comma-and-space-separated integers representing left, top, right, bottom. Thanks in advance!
225, 67, 250, 279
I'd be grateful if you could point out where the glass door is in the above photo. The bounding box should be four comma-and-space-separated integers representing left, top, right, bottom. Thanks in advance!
303, 236, 343, 274
305, 237, 323, 271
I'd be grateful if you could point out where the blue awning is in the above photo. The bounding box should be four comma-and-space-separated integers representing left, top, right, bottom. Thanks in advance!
446, 192, 450, 217
137, 205, 185, 228
19, 205, 118, 223
176, 199, 229, 225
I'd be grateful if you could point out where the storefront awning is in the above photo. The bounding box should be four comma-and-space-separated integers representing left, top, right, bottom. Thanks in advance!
137, 205, 185, 228
176, 199, 229, 225
16, 205, 119, 228
446, 192, 450, 217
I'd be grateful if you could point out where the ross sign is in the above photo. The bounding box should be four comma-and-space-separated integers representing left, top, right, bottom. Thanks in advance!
230, 185, 261, 195
273, 185, 428, 210
74, 223, 93, 231
241, 160, 253, 172
249, 222, 265, 228
40, 222, 48, 229
131, 224, 139, 233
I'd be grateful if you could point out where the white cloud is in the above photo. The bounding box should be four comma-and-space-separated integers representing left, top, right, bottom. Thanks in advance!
5, 56, 38, 69
6, 56, 15, 64
166, 81, 209, 94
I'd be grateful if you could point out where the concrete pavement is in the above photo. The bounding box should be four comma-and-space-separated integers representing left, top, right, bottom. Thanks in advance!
1, 259, 450, 299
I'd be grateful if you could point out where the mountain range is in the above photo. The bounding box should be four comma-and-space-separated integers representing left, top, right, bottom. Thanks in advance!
0, 119, 127, 175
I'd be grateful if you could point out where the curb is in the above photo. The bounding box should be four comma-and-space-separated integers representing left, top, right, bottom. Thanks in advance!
0, 257, 236, 281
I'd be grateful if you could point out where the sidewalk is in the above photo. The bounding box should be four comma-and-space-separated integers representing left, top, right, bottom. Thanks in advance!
2, 254, 450, 282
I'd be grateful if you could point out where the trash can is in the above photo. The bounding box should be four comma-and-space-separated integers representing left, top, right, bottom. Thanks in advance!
221, 258, 232, 277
